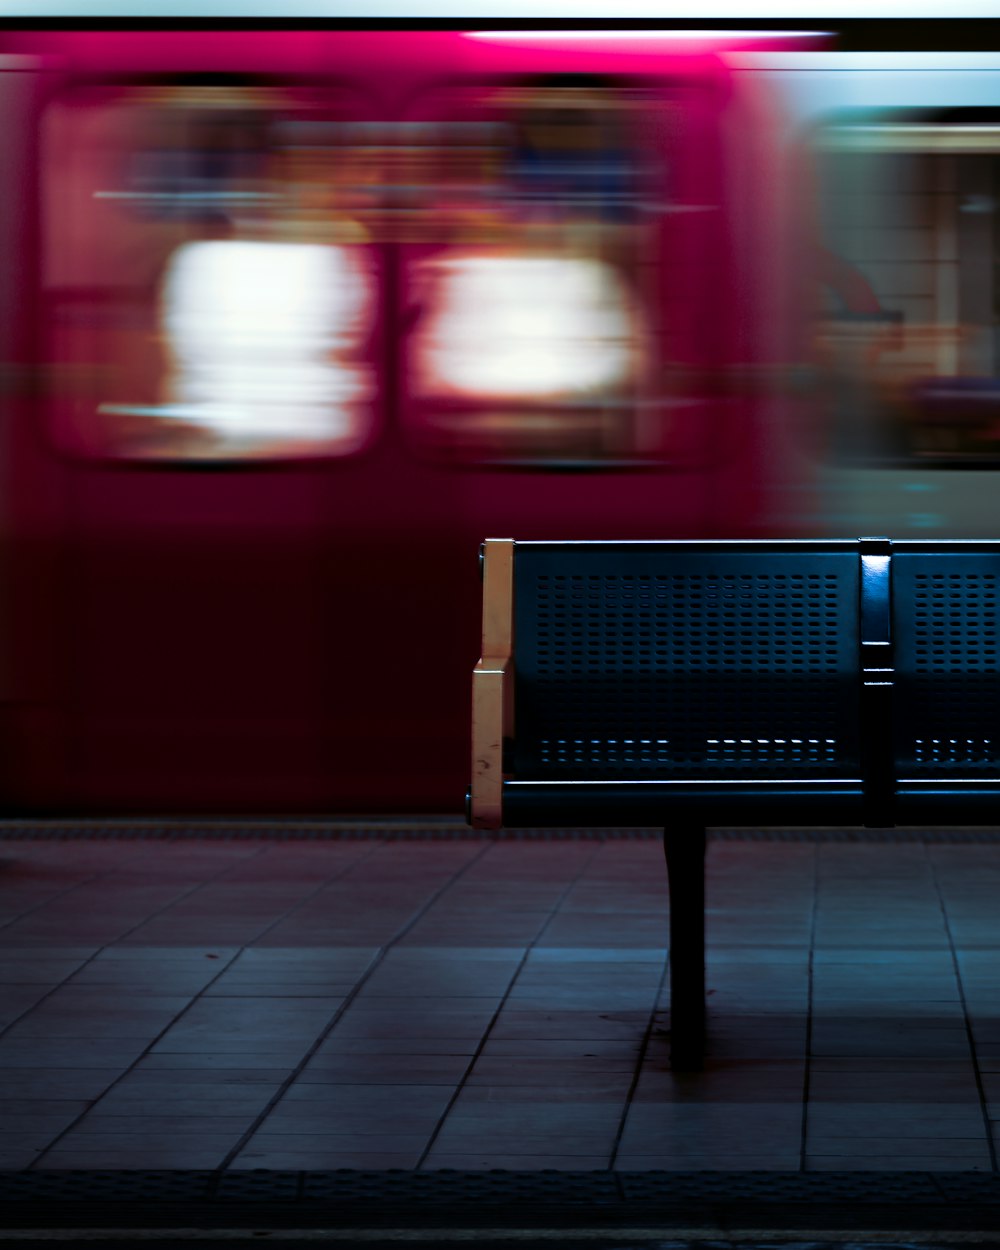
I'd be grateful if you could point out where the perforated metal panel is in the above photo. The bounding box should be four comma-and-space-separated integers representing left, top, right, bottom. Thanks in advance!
513, 543, 861, 780
894, 551, 1000, 776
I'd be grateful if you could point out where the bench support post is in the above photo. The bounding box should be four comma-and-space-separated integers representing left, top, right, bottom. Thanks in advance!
663, 825, 707, 1070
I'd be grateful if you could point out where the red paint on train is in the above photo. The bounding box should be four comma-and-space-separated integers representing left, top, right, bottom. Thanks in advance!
0, 30, 805, 813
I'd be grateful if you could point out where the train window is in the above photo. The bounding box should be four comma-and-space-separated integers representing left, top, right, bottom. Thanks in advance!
415, 253, 643, 397
399, 79, 712, 466
815, 115, 1000, 467
41, 83, 380, 463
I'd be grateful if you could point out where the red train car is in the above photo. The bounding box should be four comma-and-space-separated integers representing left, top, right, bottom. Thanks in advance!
0, 29, 805, 814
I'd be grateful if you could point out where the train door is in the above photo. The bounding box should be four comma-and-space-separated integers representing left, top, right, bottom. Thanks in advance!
31, 74, 391, 812
397, 44, 765, 548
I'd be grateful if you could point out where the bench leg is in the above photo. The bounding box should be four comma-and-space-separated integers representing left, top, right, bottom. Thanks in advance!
662, 825, 707, 1070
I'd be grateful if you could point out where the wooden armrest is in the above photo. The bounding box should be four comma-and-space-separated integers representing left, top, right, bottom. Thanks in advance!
470, 539, 514, 830
472, 656, 511, 829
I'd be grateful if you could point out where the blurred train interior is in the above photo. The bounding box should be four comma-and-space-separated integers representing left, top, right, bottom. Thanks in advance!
0, 22, 999, 814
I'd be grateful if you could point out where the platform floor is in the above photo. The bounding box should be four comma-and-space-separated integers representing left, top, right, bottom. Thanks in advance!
1, 822, 999, 1174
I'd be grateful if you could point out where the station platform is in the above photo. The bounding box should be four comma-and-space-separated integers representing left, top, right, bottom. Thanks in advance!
3, 820, 1000, 1239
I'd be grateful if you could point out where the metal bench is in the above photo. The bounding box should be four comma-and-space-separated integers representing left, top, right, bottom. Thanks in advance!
467, 536, 1000, 1067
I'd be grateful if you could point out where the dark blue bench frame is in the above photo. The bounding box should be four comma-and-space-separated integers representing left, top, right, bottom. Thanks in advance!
469, 536, 1000, 1067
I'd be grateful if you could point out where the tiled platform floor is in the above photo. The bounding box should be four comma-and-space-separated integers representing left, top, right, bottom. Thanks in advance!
1, 823, 999, 1173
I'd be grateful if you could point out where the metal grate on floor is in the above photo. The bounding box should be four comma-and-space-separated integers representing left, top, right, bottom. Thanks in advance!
0, 1165, 995, 1215
6, 821, 1000, 841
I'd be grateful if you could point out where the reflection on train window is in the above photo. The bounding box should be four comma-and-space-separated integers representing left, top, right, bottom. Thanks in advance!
42, 83, 379, 462
816, 118, 1000, 466
402, 80, 691, 466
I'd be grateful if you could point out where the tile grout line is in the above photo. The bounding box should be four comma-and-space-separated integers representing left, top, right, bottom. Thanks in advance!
0, 858, 128, 1039
799, 838, 820, 1172
0, 866, 116, 937
413, 834, 620, 1171
21, 846, 276, 1168
925, 842, 999, 1174
0, 841, 272, 1046
213, 836, 499, 1176
24, 837, 382, 1170
606, 934, 669, 1170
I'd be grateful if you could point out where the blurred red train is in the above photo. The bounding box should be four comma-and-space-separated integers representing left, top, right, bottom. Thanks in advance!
0, 26, 953, 814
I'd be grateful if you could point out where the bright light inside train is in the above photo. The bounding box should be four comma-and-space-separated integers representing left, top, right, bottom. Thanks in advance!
140, 240, 374, 450
418, 255, 642, 398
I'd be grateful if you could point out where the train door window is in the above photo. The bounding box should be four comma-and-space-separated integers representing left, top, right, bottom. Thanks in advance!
815, 114, 1000, 466
399, 77, 720, 466
41, 82, 381, 462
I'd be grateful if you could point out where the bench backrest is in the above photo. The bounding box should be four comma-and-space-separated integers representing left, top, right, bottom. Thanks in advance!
893, 548, 1000, 777
512, 541, 861, 781
470, 537, 1000, 829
